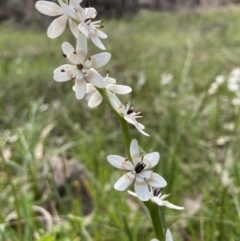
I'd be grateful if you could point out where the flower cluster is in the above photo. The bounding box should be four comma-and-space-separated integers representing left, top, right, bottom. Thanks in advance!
36, 1, 184, 240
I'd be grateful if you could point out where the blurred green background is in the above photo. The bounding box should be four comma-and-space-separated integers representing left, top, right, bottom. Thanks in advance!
0, 1, 240, 241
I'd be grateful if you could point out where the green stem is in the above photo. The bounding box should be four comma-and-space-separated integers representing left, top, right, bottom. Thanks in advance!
98, 88, 165, 240
97, 88, 132, 160
145, 201, 165, 241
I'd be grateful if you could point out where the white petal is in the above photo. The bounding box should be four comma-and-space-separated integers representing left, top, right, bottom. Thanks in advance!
107, 155, 134, 170
35, 1, 64, 16
59, 1, 77, 19
151, 239, 159, 241
105, 76, 116, 84
53, 64, 77, 82
151, 196, 164, 206
84, 52, 111, 69
125, 117, 150, 137
88, 91, 103, 108
78, 23, 89, 38
74, 76, 86, 99
130, 139, 140, 166
62, 41, 74, 54
76, 34, 88, 63
97, 29, 108, 39
107, 84, 132, 94
85, 68, 106, 88
69, 18, 79, 38
127, 190, 138, 197
85, 7, 97, 18
47, 14, 68, 38
162, 201, 184, 210
143, 152, 160, 170
134, 175, 150, 201
114, 172, 135, 191
90, 32, 106, 50
142, 171, 167, 188
166, 229, 173, 241
70, 0, 82, 11
86, 83, 96, 93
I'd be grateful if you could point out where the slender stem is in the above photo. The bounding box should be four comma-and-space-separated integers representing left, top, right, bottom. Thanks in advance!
97, 88, 132, 160
98, 88, 165, 239
0, 149, 23, 241
145, 201, 165, 241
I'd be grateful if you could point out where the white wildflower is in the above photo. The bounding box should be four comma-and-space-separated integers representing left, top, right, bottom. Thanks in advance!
107, 139, 167, 201
86, 72, 132, 108
128, 187, 184, 210
161, 73, 173, 85
108, 93, 149, 136
53, 34, 111, 100
35, 0, 80, 38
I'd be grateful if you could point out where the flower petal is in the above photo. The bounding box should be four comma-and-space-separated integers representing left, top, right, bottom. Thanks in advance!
142, 171, 167, 188
114, 172, 135, 191
162, 201, 184, 210
86, 83, 96, 93
130, 139, 140, 166
107, 84, 132, 95
69, 18, 79, 38
74, 75, 86, 99
134, 175, 150, 201
76, 34, 88, 63
107, 155, 134, 170
78, 23, 89, 38
97, 29, 108, 39
85, 68, 106, 88
53, 64, 77, 82
90, 32, 106, 50
88, 91, 103, 108
85, 7, 97, 18
59, 1, 77, 20
105, 76, 116, 84
143, 152, 160, 170
84, 52, 111, 69
35, 1, 64, 16
166, 229, 173, 241
47, 14, 68, 38
127, 190, 138, 197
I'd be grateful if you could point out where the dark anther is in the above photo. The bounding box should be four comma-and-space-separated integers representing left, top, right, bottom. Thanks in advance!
61, 69, 65, 72
63, 54, 67, 58
127, 108, 133, 115
135, 162, 146, 173
85, 18, 92, 23
77, 64, 83, 70
153, 188, 161, 196
88, 57, 91, 61
73, 51, 77, 55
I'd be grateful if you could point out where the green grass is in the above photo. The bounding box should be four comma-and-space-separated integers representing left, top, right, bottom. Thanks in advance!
0, 6, 240, 241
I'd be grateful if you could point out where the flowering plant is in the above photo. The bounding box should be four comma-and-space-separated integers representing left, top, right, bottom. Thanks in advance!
35, 0, 184, 240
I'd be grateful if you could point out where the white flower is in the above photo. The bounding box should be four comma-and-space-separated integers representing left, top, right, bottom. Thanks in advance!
215, 75, 225, 85
86, 72, 132, 108
53, 34, 111, 100
69, 0, 108, 50
128, 187, 184, 210
107, 139, 167, 201
161, 73, 173, 85
151, 229, 173, 241
35, 0, 80, 38
108, 93, 149, 136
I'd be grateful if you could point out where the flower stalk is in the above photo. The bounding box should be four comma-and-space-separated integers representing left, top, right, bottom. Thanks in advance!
97, 87, 132, 160
145, 201, 165, 241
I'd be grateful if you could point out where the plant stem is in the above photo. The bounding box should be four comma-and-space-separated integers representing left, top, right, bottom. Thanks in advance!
98, 88, 165, 239
97, 88, 132, 160
144, 201, 165, 241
